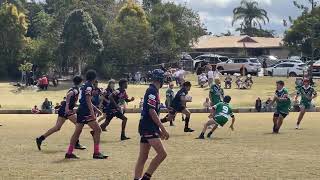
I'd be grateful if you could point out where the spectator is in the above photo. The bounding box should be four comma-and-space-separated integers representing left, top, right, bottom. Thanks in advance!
235, 76, 242, 89
139, 97, 144, 110
203, 97, 210, 111
224, 74, 232, 89
178, 68, 186, 86
31, 105, 40, 114
213, 69, 222, 79
244, 74, 253, 89
255, 97, 262, 112
41, 98, 53, 114
199, 73, 208, 88
160, 63, 167, 72
42, 75, 49, 90
265, 97, 273, 112
208, 67, 214, 87
262, 59, 268, 76
165, 83, 175, 108
134, 71, 141, 84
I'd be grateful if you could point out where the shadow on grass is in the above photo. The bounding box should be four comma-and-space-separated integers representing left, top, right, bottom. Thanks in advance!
42, 149, 66, 154
52, 158, 87, 164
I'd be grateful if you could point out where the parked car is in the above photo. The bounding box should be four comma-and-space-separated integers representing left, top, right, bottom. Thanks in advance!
216, 57, 261, 75
258, 55, 279, 66
193, 54, 229, 70
312, 60, 320, 76
269, 59, 303, 67
265, 62, 308, 77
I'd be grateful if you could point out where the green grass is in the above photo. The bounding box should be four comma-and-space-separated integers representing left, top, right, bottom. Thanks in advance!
1, 113, 320, 179
0, 75, 319, 109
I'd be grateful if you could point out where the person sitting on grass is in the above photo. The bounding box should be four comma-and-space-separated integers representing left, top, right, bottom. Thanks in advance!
54, 103, 61, 114
197, 95, 235, 139
244, 74, 253, 89
32, 105, 41, 114
41, 98, 53, 114
203, 97, 210, 112
224, 74, 232, 89
199, 73, 208, 88
235, 75, 242, 89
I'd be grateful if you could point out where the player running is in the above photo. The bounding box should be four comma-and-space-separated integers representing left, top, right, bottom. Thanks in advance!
209, 78, 224, 106
97, 79, 116, 124
295, 78, 317, 129
197, 96, 235, 139
65, 70, 107, 159
161, 81, 194, 132
271, 80, 291, 134
134, 69, 169, 180
36, 76, 86, 151
100, 79, 134, 140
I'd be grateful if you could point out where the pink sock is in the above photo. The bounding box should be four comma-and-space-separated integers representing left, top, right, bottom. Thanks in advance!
67, 144, 74, 154
94, 144, 100, 154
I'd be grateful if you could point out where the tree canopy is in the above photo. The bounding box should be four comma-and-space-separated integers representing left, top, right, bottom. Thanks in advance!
0, 0, 205, 79
232, 0, 271, 37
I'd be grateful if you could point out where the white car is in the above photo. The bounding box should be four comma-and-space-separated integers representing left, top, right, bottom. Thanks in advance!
216, 58, 261, 75
266, 62, 308, 77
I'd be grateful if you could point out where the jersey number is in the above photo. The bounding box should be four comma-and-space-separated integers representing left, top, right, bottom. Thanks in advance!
222, 106, 228, 114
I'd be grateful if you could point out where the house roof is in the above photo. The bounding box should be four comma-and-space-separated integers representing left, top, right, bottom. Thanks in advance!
193, 35, 284, 49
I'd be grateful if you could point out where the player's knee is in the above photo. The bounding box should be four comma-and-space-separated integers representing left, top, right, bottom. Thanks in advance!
95, 127, 102, 134
159, 151, 167, 160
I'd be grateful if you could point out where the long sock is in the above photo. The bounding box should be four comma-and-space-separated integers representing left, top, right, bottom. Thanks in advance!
121, 131, 125, 137
141, 173, 152, 180
94, 144, 100, 154
67, 144, 74, 154
39, 135, 45, 141
199, 132, 204, 137
185, 116, 190, 129
76, 139, 80, 145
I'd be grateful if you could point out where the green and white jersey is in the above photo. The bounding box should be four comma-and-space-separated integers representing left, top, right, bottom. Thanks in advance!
275, 88, 291, 114
297, 85, 317, 104
210, 84, 224, 105
214, 102, 234, 119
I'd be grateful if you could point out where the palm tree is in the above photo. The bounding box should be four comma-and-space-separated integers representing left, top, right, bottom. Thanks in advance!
232, 0, 269, 36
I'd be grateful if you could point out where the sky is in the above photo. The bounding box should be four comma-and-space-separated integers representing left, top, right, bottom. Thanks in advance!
165, 0, 311, 37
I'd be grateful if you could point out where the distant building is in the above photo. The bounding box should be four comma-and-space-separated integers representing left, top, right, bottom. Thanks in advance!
192, 35, 289, 58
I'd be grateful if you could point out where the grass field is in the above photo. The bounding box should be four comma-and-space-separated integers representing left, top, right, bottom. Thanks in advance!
1, 75, 319, 110
1, 113, 320, 179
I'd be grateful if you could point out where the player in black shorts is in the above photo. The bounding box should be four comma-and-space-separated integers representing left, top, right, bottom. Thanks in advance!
134, 69, 169, 180
65, 70, 107, 159
97, 79, 116, 124
161, 81, 194, 132
100, 79, 134, 141
36, 76, 86, 151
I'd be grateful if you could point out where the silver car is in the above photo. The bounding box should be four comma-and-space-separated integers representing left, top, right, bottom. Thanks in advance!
216, 58, 262, 75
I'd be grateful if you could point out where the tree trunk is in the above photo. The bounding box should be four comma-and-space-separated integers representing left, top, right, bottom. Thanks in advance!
78, 57, 82, 76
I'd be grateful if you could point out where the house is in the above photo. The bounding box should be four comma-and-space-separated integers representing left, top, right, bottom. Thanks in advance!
192, 35, 289, 58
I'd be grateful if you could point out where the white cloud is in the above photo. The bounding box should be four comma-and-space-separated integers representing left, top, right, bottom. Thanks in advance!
167, 0, 301, 35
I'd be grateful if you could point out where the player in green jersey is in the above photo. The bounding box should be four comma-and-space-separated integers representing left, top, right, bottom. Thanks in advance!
209, 78, 224, 106
295, 78, 317, 129
197, 95, 235, 139
271, 80, 291, 134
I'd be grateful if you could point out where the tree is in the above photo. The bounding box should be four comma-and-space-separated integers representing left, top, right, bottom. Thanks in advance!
148, 2, 206, 63
0, 2, 28, 78
232, 0, 269, 36
60, 9, 104, 75
284, 6, 320, 57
